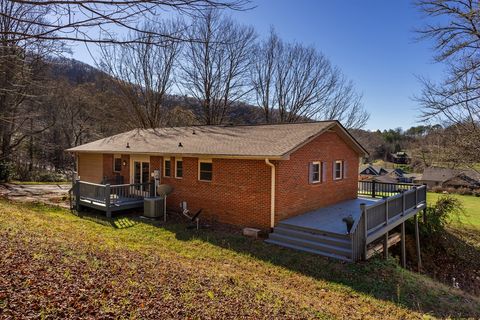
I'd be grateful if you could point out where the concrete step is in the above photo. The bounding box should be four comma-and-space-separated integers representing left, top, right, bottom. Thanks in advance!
273, 226, 351, 249
265, 239, 352, 262
268, 233, 352, 259
277, 221, 349, 240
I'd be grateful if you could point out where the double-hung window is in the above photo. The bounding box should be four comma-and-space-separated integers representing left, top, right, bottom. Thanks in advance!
176, 158, 183, 178
199, 159, 212, 181
310, 161, 321, 183
334, 160, 344, 180
113, 155, 122, 172
164, 157, 171, 177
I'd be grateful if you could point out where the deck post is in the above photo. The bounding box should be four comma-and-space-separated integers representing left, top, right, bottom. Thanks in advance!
422, 184, 428, 223
105, 183, 111, 218
414, 214, 422, 270
372, 180, 376, 198
74, 178, 80, 211
383, 231, 389, 259
384, 197, 389, 226
360, 203, 367, 260
413, 186, 418, 207
401, 221, 406, 268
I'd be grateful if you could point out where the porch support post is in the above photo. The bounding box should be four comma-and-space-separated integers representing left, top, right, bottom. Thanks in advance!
75, 178, 81, 211
423, 184, 427, 223
401, 221, 406, 268
361, 203, 367, 260
383, 231, 389, 259
105, 184, 111, 218
414, 214, 422, 271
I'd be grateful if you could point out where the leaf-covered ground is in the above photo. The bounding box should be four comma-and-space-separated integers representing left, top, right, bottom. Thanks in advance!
0, 200, 479, 319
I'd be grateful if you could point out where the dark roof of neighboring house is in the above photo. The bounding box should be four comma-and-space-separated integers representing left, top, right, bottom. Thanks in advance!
67, 121, 368, 159
421, 167, 480, 183
359, 165, 380, 175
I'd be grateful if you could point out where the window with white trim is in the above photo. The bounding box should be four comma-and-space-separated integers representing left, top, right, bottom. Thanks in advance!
310, 161, 321, 183
198, 159, 212, 181
334, 160, 343, 180
175, 158, 183, 178
113, 155, 122, 172
164, 157, 171, 177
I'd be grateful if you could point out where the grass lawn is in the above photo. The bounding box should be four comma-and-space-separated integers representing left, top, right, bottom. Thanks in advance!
427, 192, 480, 228
0, 200, 479, 318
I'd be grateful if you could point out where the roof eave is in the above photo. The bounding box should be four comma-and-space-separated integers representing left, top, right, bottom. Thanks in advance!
66, 149, 289, 160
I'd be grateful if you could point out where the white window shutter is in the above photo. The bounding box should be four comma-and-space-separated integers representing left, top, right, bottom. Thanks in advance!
322, 162, 326, 182
344, 161, 347, 178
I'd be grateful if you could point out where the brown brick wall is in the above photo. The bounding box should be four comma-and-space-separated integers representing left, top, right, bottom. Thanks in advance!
150, 156, 272, 229
120, 154, 130, 183
77, 130, 360, 230
275, 131, 359, 222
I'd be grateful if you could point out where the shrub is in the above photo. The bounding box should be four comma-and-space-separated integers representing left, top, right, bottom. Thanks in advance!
36, 171, 67, 182
431, 186, 444, 193
420, 195, 464, 236
456, 187, 473, 196
0, 160, 13, 182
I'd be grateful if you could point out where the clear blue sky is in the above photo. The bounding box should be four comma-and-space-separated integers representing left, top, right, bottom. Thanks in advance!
71, 0, 444, 131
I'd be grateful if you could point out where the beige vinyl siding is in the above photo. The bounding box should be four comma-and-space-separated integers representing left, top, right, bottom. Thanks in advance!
78, 153, 103, 183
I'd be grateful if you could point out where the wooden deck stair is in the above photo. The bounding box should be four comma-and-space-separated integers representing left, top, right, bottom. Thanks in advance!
265, 222, 352, 262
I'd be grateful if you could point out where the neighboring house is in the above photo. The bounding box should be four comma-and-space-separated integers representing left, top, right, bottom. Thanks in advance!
419, 167, 480, 189
359, 165, 388, 176
359, 165, 415, 183
388, 151, 411, 164
67, 121, 368, 230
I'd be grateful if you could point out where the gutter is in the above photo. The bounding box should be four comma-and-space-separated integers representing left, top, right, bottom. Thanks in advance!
265, 159, 276, 230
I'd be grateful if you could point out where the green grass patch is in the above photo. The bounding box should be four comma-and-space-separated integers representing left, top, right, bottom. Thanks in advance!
0, 200, 479, 318
427, 192, 480, 228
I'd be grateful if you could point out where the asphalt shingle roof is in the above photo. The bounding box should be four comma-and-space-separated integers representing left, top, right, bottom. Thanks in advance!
67, 121, 367, 159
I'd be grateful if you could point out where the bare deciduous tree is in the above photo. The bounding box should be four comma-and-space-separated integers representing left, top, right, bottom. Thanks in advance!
0, 0, 60, 162
180, 10, 256, 124
2, 0, 250, 44
416, 0, 480, 168
99, 20, 183, 129
251, 30, 369, 128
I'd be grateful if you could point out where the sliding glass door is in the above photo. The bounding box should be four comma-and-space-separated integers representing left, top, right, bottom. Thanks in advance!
132, 160, 150, 193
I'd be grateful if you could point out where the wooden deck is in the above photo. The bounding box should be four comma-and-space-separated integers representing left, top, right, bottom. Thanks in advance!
71, 180, 155, 217
267, 182, 427, 263
279, 198, 379, 235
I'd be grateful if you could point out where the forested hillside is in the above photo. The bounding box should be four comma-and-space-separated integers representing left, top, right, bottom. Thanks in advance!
7, 57, 469, 181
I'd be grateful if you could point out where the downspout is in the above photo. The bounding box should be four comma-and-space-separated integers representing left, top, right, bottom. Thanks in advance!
265, 159, 276, 230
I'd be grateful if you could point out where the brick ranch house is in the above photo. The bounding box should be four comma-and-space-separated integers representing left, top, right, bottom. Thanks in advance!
67, 121, 368, 230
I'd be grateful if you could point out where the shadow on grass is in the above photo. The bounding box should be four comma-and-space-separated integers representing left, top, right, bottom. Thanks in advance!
160, 221, 480, 318
74, 208, 480, 318
73, 207, 140, 229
